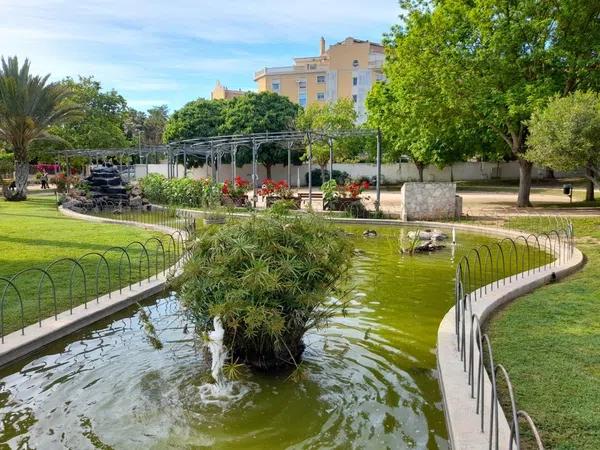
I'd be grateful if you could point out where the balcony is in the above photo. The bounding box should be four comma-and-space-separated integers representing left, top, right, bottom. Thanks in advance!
368, 53, 385, 69
254, 66, 296, 79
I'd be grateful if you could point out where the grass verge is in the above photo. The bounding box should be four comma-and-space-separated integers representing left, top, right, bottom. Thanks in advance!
485, 217, 600, 450
0, 193, 175, 336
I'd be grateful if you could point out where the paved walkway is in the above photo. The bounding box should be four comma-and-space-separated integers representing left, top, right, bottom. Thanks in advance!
278, 188, 600, 217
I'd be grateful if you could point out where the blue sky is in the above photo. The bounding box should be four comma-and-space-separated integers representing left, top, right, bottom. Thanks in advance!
1, 0, 400, 112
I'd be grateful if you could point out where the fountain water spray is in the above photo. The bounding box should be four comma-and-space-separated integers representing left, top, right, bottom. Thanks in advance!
451, 227, 457, 262
197, 315, 256, 406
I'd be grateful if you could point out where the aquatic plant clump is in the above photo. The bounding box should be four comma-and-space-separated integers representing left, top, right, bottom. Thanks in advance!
178, 213, 354, 371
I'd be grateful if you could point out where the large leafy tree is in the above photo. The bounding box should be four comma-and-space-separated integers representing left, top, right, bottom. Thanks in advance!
367, 74, 492, 181
527, 91, 600, 201
220, 92, 300, 178
41, 77, 129, 152
163, 98, 226, 142
144, 105, 169, 145
375, 0, 600, 204
124, 105, 169, 147
0, 57, 80, 200
296, 98, 358, 180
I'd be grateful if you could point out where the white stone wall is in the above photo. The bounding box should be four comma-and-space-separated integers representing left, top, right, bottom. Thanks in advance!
134, 162, 579, 185
399, 182, 458, 221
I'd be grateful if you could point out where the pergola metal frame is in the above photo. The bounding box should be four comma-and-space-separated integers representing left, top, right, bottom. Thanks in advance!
60, 129, 383, 210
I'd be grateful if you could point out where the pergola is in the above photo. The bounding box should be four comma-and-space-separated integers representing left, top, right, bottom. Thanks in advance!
60, 129, 383, 209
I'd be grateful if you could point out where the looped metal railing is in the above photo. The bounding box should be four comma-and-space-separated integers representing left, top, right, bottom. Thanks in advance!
454, 222, 572, 449
0, 206, 195, 344
69, 198, 196, 236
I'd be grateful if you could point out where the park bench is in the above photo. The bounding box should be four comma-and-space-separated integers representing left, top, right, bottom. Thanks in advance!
297, 192, 324, 208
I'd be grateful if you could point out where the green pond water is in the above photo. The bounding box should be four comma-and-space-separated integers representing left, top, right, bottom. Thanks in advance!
0, 226, 537, 449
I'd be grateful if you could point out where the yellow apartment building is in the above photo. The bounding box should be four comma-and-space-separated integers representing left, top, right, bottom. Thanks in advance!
254, 37, 385, 123
211, 80, 248, 100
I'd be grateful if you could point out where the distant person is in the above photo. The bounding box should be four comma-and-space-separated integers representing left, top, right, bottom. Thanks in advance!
40, 172, 49, 189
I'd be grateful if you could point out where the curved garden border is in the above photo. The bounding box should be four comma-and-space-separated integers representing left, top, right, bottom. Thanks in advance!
0, 207, 191, 369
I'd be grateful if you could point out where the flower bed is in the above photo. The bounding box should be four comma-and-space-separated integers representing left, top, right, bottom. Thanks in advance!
258, 179, 301, 209
221, 176, 250, 207
322, 179, 369, 213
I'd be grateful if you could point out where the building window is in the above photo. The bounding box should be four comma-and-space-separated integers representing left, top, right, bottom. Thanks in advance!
352, 94, 358, 103
299, 92, 307, 107
271, 80, 280, 92
317, 92, 325, 101
352, 59, 359, 68
306, 63, 317, 70
298, 79, 307, 107
316, 75, 325, 84
352, 76, 358, 86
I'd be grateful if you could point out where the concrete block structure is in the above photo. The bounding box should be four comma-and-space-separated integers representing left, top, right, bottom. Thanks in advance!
399, 182, 459, 221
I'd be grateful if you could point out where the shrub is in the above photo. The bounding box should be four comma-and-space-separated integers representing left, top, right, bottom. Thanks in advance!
270, 199, 297, 215
50, 173, 78, 193
0, 151, 14, 176
304, 169, 350, 187
139, 173, 167, 203
178, 214, 354, 371
139, 174, 222, 208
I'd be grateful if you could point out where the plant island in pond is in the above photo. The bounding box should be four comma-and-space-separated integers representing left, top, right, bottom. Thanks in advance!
178, 213, 354, 371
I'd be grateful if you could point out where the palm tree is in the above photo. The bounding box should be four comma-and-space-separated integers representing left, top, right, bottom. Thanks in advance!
0, 56, 80, 200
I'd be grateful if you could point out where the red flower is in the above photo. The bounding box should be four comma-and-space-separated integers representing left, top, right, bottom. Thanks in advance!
234, 176, 249, 189
222, 180, 230, 195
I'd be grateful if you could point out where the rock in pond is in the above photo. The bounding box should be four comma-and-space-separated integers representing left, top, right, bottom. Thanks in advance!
407, 229, 448, 241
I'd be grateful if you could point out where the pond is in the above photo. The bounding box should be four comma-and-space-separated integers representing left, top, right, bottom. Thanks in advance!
0, 226, 539, 449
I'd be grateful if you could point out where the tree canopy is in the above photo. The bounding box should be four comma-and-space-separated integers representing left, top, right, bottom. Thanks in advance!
124, 105, 169, 146
163, 98, 226, 142
296, 98, 359, 175
163, 92, 301, 178
50, 77, 130, 150
371, 0, 600, 203
527, 91, 600, 196
220, 92, 300, 178
219, 92, 298, 135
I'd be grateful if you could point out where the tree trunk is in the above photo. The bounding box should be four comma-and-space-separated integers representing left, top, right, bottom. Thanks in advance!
517, 158, 533, 207
320, 164, 327, 184
4, 162, 28, 201
265, 164, 272, 180
544, 167, 555, 179
585, 167, 595, 201
415, 162, 425, 182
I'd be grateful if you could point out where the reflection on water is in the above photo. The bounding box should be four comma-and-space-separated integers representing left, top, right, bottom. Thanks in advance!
0, 227, 500, 449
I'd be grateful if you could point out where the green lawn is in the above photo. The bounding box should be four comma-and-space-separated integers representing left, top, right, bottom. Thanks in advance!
486, 217, 600, 449
0, 193, 176, 337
